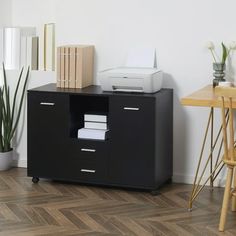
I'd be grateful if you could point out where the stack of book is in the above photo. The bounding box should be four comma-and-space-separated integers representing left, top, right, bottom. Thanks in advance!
56, 45, 94, 89
78, 113, 108, 140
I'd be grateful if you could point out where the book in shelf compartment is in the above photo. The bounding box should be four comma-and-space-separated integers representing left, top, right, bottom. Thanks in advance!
84, 113, 107, 122
84, 121, 107, 130
78, 128, 109, 140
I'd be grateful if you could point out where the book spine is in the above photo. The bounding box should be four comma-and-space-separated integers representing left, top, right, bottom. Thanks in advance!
4, 28, 21, 70
69, 46, 76, 88
84, 122, 107, 130
76, 47, 83, 88
56, 47, 61, 87
39, 25, 44, 70
78, 128, 107, 140
84, 114, 107, 123
83, 46, 94, 87
60, 47, 65, 88
44, 23, 55, 71
31, 36, 38, 70
65, 47, 69, 88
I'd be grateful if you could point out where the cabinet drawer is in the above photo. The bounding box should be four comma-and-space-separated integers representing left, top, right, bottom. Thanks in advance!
70, 139, 109, 161
68, 139, 108, 182
70, 158, 108, 182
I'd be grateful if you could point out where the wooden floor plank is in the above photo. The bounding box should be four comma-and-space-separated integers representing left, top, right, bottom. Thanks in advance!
0, 168, 235, 235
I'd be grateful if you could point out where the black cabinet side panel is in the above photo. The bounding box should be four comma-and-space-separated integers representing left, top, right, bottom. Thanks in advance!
154, 89, 173, 186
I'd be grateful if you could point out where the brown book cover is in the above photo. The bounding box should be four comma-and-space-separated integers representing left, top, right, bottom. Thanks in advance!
31, 36, 39, 70
69, 46, 76, 88
56, 47, 61, 87
65, 47, 69, 88
76, 47, 83, 88
60, 47, 65, 88
83, 46, 94, 87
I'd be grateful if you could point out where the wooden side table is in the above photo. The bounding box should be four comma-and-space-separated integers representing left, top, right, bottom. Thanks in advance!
181, 85, 236, 210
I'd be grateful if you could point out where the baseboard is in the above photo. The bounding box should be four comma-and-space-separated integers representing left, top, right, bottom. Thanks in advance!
173, 173, 226, 187
12, 159, 27, 168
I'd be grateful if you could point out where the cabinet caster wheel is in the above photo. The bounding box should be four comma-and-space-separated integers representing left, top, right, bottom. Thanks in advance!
32, 177, 39, 183
151, 190, 161, 196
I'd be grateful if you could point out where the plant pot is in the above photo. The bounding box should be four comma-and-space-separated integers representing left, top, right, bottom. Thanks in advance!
213, 62, 226, 87
0, 150, 13, 171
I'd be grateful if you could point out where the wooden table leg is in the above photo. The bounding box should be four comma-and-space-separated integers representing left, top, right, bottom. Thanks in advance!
232, 168, 236, 211
188, 108, 227, 211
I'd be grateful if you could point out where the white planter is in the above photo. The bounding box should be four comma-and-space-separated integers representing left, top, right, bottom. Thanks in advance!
0, 150, 13, 171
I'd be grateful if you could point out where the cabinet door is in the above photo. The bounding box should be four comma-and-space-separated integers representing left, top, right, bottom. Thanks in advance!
109, 96, 155, 188
27, 92, 69, 179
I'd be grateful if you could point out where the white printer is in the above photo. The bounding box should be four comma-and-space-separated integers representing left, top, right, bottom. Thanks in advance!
98, 67, 163, 93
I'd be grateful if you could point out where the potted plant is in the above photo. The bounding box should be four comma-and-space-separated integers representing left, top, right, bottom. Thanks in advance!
0, 63, 29, 170
206, 41, 236, 87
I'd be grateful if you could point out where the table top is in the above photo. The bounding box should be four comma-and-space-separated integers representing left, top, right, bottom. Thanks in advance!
181, 85, 236, 108
28, 83, 172, 98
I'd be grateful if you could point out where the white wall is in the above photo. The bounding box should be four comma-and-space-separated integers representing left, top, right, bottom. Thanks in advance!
0, 0, 12, 27
8, 0, 236, 183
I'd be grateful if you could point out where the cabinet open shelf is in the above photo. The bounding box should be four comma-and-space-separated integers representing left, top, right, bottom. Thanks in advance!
69, 95, 109, 139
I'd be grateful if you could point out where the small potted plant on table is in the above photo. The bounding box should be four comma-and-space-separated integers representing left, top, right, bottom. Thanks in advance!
206, 41, 236, 87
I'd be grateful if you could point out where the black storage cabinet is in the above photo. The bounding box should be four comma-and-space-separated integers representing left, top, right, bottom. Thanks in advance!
27, 83, 173, 191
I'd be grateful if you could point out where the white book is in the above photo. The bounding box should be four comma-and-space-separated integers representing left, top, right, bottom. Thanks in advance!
84, 113, 107, 122
4, 28, 21, 70
78, 128, 108, 140
84, 122, 107, 130
44, 23, 55, 71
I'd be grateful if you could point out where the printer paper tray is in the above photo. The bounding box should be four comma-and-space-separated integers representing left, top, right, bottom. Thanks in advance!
112, 86, 143, 93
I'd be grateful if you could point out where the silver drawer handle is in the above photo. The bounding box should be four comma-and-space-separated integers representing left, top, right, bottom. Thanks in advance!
40, 102, 55, 106
123, 107, 140, 111
81, 169, 96, 173
81, 148, 96, 152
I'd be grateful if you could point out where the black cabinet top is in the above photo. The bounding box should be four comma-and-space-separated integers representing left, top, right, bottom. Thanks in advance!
28, 83, 171, 98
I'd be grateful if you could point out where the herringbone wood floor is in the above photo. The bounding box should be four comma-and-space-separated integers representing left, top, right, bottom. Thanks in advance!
0, 168, 235, 235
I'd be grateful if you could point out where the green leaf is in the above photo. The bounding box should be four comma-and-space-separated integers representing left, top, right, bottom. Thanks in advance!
0, 63, 29, 152
10, 67, 24, 133
0, 88, 3, 152
9, 66, 30, 142
222, 42, 228, 64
